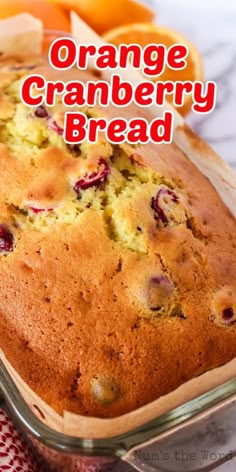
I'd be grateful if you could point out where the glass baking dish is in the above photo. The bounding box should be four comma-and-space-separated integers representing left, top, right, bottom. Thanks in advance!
1, 361, 236, 472
0, 28, 236, 472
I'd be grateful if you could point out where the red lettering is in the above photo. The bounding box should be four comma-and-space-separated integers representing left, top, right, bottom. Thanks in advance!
127, 119, 149, 143
119, 44, 141, 68
111, 75, 132, 106
77, 45, 97, 69
174, 81, 193, 106
64, 82, 85, 106
192, 82, 216, 113
96, 45, 118, 69
143, 45, 165, 76
87, 81, 109, 106
135, 82, 154, 106
21, 75, 45, 106
150, 112, 173, 143
168, 45, 188, 69
106, 119, 127, 143
89, 118, 107, 142
155, 82, 174, 105
49, 38, 76, 69
46, 81, 64, 106
64, 113, 87, 143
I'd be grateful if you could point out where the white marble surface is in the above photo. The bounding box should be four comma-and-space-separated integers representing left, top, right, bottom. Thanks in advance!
124, 1, 236, 472
147, 0, 236, 171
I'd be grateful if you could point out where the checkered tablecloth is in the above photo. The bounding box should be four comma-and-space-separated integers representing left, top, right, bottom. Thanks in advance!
0, 408, 49, 471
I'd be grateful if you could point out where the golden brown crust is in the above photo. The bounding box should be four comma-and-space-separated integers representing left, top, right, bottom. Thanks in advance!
0, 56, 235, 418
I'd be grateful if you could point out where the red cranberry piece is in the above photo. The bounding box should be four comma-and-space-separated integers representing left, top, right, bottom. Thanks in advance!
48, 118, 63, 136
74, 160, 110, 194
151, 275, 171, 285
148, 275, 173, 311
35, 106, 49, 118
212, 288, 236, 326
222, 308, 234, 322
151, 188, 178, 224
0, 224, 14, 253
29, 207, 53, 214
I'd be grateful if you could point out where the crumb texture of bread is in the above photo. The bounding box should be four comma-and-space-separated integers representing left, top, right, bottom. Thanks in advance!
0, 56, 235, 418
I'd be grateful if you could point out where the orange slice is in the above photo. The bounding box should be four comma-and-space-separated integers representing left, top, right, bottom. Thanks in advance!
48, 0, 155, 34
104, 23, 204, 116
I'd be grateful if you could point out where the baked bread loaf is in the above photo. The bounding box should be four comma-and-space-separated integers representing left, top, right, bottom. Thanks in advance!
0, 55, 235, 418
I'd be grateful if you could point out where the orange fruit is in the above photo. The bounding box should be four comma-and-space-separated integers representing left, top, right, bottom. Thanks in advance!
0, 0, 70, 32
104, 23, 204, 116
48, 0, 155, 34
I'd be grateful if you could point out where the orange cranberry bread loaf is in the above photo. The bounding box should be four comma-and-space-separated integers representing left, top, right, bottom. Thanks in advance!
0, 55, 235, 418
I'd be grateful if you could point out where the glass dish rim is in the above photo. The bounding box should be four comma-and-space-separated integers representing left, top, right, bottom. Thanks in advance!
1, 361, 236, 458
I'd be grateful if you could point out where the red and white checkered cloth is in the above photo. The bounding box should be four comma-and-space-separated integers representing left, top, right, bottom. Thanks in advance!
0, 408, 49, 471
0, 408, 120, 472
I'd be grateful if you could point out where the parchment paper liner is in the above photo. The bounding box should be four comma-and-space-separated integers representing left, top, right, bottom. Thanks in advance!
0, 13, 235, 441
1, 350, 236, 439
